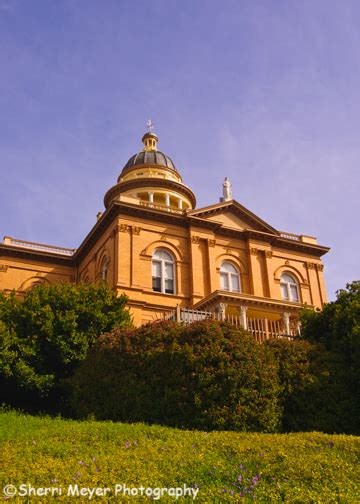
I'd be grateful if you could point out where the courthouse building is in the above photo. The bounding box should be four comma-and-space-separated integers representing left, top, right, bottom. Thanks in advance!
0, 129, 330, 335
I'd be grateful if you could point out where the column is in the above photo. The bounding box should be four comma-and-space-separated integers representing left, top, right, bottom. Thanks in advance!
148, 192, 154, 206
165, 193, 170, 207
131, 226, 142, 288
216, 302, 227, 321
248, 245, 264, 296
239, 305, 248, 330
188, 233, 204, 305
178, 197, 183, 209
283, 312, 291, 335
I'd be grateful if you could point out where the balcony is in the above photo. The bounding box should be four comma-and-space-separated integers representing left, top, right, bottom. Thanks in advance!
165, 300, 302, 342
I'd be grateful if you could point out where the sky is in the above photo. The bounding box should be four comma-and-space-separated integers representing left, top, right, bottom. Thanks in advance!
0, 0, 359, 300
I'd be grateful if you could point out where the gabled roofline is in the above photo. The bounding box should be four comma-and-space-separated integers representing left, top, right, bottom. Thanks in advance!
1, 199, 330, 266
189, 199, 278, 235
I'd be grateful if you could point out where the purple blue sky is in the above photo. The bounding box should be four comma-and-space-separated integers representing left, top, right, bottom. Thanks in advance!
1, 0, 359, 300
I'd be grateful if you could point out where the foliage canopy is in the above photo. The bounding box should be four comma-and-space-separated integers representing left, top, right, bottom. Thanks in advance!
69, 320, 281, 432
0, 282, 131, 409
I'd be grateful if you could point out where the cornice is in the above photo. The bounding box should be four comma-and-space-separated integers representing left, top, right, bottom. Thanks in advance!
118, 163, 181, 183
272, 236, 330, 256
2, 199, 329, 269
104, 178, 196, 209
73, 203, 120, 262
193, 290, 313, 312
74, 201, 329, 263
0, 244, 75, 266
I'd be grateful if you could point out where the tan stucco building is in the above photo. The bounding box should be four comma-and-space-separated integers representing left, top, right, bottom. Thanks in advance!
0, 130, 329, 336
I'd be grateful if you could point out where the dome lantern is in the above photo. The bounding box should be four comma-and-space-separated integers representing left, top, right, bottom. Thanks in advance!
142, 132, 158, 152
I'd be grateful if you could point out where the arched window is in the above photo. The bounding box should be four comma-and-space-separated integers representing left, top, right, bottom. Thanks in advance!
152, 249, 175, 294
220, 262, 240, 292
100, 257, 108, 282
280, 272, 299, 302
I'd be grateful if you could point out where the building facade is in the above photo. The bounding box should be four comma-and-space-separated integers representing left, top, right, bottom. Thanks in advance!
0, 130, 330, 333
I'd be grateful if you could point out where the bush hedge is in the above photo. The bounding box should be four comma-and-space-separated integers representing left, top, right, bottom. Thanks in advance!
68, 320, 281, 432
266, 338, 360, 434
69, 317, 359, 434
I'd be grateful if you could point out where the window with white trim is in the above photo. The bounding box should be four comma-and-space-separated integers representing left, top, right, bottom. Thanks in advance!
220, 262, 241, 292
280, 272, 299, 302
100, 257, 108, 282
152, 249, 175, 294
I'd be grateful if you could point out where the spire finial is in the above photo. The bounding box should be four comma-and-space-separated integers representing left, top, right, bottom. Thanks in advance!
142, 120, 158, 151
146, 118, 154, 134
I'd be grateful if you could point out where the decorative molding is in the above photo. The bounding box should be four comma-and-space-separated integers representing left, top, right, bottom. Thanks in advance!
160, 235, 167, 241
118, 224, 130, 233
132, 226, 141, 235
307, 262, 316, 270
0, 265, 8, 273
207, 239, 216, 247
216, 302, 228, 316
190, 235, 200, 244
250, 247, 258, 256
316, 264, 324, 271
285, 260, 290, 265
265, 251, 273, 259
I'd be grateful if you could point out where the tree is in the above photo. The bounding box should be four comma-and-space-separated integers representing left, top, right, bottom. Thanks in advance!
0, 283, 132, 410
298, 281, 360, 434
301, 281, 360, 369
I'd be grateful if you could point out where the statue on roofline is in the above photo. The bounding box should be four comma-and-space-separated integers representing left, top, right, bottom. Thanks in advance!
222, 177, 232, 201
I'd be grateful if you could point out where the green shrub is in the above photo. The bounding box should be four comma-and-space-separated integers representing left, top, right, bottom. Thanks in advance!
301, 280, 359, 356
299, 281, 360, 434
68, 320, 281, 432
267, 338, 360, 434
0, 283, 132, 411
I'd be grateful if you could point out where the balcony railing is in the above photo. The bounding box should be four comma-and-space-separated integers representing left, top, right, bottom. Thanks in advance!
139, 201, 186, 215
165, 307, 300, 342
3, 237, 76, 256
279, 232, 301, 241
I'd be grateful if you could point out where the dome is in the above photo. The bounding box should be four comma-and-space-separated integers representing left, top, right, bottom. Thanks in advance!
104, 127, 196, 211
122, 150, 177, 173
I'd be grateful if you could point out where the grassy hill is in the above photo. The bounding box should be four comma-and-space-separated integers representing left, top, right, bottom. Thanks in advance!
1, 411, 359, 502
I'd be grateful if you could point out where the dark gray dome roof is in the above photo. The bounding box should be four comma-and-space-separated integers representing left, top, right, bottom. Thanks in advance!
122, 150, 177, 173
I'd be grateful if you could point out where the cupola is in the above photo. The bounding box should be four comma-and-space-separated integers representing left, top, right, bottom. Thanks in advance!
104, 125, 196, 211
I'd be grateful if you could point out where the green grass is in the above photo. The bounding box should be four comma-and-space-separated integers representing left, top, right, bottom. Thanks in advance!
0, 411, 359, 503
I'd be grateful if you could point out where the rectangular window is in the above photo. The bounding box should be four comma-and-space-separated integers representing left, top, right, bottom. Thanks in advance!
220, 272, 229, 291
152, 261, 161, 277
165, 278, 174, 294
152, 277, 161, 292
231, 275, 240, 292
290, 285, 299, 302
281, 283, 289, 300
165, 262, 173, 279
152, 261, 161, 292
